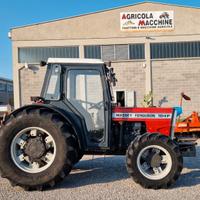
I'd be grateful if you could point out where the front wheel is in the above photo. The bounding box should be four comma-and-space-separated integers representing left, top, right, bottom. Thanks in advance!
126, 133, 183, 189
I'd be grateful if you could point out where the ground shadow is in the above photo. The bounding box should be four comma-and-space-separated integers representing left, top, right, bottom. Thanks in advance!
174, 145, 200, 188
54, 156, 129, 190
174, 170, 200, 188
53, 145, 200, 190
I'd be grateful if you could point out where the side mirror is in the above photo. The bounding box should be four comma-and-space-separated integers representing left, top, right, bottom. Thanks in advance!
40, 61, 47, 67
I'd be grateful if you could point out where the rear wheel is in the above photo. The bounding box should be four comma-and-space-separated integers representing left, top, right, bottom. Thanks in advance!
0, 108, 78, 190
126, 133, 183, 189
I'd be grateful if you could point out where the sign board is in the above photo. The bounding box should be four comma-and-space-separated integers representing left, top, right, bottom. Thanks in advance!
120, 11, 174, 31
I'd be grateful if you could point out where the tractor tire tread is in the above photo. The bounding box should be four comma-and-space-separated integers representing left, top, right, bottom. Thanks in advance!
126, 133, 183, 189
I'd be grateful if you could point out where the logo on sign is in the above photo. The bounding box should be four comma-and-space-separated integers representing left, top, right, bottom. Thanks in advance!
120, 11, 174, 31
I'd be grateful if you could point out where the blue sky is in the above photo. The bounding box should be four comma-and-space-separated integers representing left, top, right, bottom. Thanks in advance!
0, 0, 200, 79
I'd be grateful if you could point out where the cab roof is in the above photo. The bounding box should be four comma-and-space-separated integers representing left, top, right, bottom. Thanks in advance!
47, 58, 104, 64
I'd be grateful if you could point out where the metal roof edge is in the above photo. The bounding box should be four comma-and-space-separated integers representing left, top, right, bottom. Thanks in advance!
0, 77, 13, 83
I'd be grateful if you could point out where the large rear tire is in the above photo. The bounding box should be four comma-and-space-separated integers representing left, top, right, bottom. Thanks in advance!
126, 133, 183, 189
0, 108, 78, 190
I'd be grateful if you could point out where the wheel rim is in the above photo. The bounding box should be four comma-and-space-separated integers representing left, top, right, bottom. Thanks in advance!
10, 127, 56, 173
136, 145, 172, 180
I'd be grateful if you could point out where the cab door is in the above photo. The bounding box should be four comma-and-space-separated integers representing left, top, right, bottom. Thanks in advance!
65, 65, 110, 148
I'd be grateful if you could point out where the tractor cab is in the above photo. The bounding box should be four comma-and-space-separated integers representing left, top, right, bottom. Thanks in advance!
40, 58, 114, 149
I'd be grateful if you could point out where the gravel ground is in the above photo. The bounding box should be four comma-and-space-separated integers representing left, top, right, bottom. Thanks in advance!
0, 145, 200, 200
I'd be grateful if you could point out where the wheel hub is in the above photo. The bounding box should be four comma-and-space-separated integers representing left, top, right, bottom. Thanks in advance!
137, 145, 173, 180
24, 137, 46, 161
148, 153, 162, 168
11, 127, 57, 173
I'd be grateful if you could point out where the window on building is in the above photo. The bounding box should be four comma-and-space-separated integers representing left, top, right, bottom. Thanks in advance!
84, 45, 101, 59
0, 83, 6, 92
129, 44, 145, 60
115, 44, 129, 60
84, 43, 145, 61
116, 91, 125, 107
7, 84, 13, 93
150, 41, 200, 59
102, 45, 115, 61
18, 46, 79, 63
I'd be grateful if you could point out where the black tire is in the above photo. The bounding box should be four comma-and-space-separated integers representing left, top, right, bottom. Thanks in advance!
75, 150, 84, 164
73, 146, 84, 165
0, 108, 78, 191
126, 133, 183, 189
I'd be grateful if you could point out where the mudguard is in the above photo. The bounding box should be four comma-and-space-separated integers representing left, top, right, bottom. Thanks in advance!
4, 104, 86, 150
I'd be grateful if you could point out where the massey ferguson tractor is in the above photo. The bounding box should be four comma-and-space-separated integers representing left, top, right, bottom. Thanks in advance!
0, 58, 197, 191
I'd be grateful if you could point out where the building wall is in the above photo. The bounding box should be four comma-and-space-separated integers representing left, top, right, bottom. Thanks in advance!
112, 61, 145, 107
13, 34, 200, 108
152, 59, 200, 116
19, 67, 46, 105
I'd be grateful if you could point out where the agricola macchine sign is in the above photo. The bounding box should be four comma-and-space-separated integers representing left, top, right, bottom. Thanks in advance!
120, 11, 174, 31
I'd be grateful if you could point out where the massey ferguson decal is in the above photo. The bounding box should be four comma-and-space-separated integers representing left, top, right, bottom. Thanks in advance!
120, 11, 174, 31
112, 113, 172, 119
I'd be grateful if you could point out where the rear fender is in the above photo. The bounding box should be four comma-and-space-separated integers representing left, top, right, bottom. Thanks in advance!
4, 104, 85, 151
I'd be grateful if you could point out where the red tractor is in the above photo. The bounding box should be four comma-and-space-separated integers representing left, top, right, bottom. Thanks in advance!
0, 59, 196, 190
